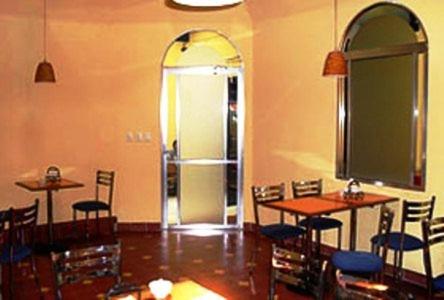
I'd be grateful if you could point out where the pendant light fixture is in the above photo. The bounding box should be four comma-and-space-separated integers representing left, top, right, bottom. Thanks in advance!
171, 0, 243, 7
35, 0, 56, 83
322, 0, 347, 77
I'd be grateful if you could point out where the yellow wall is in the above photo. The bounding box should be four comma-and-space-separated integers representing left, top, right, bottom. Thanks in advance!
0, 1, 253, 225
2, 0, 444, 277
251, 0, 444, 275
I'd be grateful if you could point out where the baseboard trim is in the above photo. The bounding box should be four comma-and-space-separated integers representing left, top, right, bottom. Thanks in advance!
35, 217, 117, 242
117, 222, 161, 233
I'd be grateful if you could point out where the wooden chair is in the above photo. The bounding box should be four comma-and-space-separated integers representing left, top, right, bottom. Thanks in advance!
292, 179, 343, 255
422, 217, 444, 299
371, 197, 435, 282
332, 206, 394, 282
269, 244, 327, 300
72, 170, 115, 239
335, 270, 413, 300
249, 183, 305, 294
0, 200, 42, 300
51, 241, 137, 300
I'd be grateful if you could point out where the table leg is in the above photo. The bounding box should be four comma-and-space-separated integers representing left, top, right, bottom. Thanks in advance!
47, 190, 54, 245
305, 216, 313, 267
349, 208, 357, 251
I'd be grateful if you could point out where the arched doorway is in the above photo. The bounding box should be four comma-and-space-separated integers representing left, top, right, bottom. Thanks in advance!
160, 30, 244, 229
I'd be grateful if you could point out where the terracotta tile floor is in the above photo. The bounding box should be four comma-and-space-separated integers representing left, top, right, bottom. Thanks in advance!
2, 231, 428, 299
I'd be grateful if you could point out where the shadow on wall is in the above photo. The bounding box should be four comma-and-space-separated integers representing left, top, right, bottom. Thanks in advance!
273, 149, 333, 175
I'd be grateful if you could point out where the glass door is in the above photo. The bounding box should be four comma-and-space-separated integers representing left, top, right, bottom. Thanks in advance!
161, 66, 244, 229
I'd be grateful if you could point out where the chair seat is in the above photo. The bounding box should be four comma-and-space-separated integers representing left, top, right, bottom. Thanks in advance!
260, 224, 305, 241
370, 232, 423, 251
433, 274, 444, 292
299, 217, 343, 231
72, 200, 110, 212
0, 245, 32, 263
332, 251, 383, 274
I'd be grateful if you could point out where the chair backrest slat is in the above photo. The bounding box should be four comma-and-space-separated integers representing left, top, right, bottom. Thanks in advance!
422, 216, 444, 298
95, 170, 115, 209
251, 183, 285, 226
373, 206, 394, 262
10, 199, 39, 247
51, 242, 121, 300
402, 197, 435, 224
0, 209, 11, 233
291, 179, 322, 198
271, 244, 327, 300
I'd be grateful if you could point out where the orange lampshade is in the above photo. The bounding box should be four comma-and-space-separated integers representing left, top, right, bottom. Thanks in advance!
323, 50, 347, 77
34, 60, 56, 83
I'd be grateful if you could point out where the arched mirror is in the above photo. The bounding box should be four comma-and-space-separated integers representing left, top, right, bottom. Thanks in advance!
336, 3, 428, 190
160, 30, 244, 229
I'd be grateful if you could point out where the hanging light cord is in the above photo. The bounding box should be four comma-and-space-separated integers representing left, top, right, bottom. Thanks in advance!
334, 0, 338, 50
43, 0, 47, 61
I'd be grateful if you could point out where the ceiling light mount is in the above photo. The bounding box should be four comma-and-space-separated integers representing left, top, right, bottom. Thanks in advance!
171, 0, 242, 8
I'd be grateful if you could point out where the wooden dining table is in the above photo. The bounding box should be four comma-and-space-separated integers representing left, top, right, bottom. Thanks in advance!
15, 178, 84, 252
262, 191, 398, 262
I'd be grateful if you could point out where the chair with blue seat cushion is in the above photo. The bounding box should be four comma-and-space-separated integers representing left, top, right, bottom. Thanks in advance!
292, 179, 343, 255
251, 183, 305, 241
0, 200, 42, 300
371, 197, 435, 282
332, 206, 394, 282
249, 183, 305, 294
72, 170, 115, 239
422, 216, 444, 299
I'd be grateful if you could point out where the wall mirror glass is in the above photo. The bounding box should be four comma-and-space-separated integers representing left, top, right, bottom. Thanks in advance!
336, 3, 428, 191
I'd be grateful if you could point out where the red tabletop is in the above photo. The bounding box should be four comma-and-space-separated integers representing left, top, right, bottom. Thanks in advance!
261, 191, 399, 254
262, 196, 351, 216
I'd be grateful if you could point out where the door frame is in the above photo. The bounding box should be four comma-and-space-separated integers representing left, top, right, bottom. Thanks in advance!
160, 65, 245, 230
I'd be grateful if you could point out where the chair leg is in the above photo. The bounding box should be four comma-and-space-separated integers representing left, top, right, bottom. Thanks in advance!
268, 268, 276, 300
397, 250, 405, 282
337, 227, 342, 250
8, 262, 13, 300
109, 210, 115, 238
248, 232, 259, 295
72, 209, 78, 239
393, 251, 398, 279
315, 230, 322, 258
85, 212, 90, 239
30, 255, 43, 300
96, 210, 100, 237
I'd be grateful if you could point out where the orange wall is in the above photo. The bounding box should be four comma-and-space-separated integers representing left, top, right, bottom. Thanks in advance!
2, 0, 444, 277
0, 1, 253, 224
251, 0, 444, 275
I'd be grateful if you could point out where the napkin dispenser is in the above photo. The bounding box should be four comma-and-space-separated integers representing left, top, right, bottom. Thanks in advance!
343, 179, 364, 199
45, 166, 61, 182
